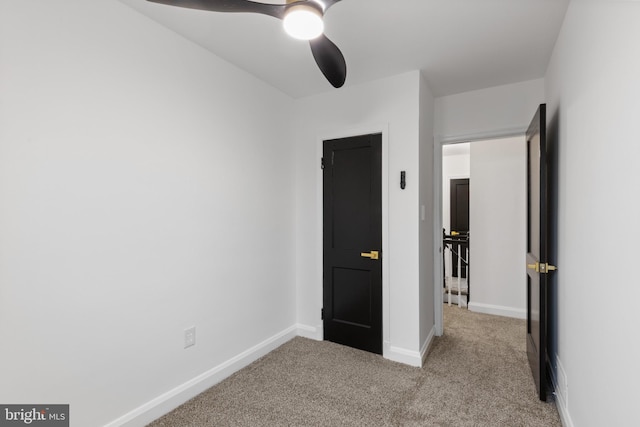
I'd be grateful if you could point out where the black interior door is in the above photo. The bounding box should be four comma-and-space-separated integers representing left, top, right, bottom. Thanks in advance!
323, 133, 382, 354
526, 104, 554, 401
450, 178, 469, 278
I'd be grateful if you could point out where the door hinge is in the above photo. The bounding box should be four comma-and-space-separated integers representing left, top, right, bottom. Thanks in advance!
321, 157, 325, 169
321, 308, 324, 320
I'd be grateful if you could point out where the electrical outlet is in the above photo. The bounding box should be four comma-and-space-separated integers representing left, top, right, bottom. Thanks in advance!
184, 326, 196, 349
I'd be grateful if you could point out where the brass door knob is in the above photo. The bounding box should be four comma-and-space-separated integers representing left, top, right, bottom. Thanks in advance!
360, 251, 379, 260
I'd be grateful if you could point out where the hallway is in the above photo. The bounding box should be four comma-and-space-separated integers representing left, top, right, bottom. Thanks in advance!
425, 306, 560, 425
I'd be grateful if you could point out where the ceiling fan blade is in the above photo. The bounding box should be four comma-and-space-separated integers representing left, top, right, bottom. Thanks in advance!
146, 0, 286, 19
149, 0, 348, 88
309, 34, 346, 88
315, 0, 343, 13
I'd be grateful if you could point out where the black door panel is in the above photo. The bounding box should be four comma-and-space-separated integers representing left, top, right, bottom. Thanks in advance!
526, 104, 551, 401
323, 134, 382, 354
450, 178, 469, 278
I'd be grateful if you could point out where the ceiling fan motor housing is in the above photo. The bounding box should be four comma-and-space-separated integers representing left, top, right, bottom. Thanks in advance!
283, 1, 324, 40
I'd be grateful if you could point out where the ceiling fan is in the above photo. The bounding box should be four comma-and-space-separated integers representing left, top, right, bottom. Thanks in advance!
146, 0, 347, 88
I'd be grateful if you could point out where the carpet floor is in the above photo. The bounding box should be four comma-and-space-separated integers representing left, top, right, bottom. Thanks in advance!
148, 306, 561, 426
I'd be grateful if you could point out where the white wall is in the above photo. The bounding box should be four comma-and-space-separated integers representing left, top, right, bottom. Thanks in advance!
292, 71, 432, 366
418, 73, 436, 354
544, 1, 640, 426
0, 1, 295, 426
468, 137, 526, 318
435, 78, 545, 140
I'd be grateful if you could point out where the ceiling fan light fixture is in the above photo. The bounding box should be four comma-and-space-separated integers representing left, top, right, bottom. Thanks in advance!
283, 4, 324, 40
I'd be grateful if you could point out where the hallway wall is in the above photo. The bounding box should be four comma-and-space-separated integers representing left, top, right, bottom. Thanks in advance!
435, 79, 545, 140
469, 136, 526, 318
544, 1, 640, 425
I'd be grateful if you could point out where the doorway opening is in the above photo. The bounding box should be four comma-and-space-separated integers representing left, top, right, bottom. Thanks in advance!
437, 136, 528, 332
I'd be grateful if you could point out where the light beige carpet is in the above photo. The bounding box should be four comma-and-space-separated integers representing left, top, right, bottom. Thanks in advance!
148, 306, 561, 426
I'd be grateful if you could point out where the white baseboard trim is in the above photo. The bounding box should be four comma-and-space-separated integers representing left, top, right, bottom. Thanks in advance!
554, 389, 574, 427
468, 302, 526, 319
105, 325, 298, 427
300, 325, 432, 368
384, 342, 423, 367
443, 293, 468, 307
549, 356, 574, 427
420, 325, 436, 366
296, 323, 323, 341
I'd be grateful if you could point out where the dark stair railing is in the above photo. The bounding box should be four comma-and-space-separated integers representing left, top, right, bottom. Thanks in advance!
443, 229, 470, 307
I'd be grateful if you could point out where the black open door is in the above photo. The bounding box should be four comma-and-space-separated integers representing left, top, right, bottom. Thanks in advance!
450, 178, 469, 278
526, 104, 556, 401
323, 133, 382, 354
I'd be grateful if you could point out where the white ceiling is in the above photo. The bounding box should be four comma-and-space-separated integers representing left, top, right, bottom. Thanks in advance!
117, 0, 570, 99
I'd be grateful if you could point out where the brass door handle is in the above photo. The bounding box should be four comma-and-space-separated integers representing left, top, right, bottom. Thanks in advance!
539, 263, 557, 273
527, 262, 558, 273
361, 251, 379, 260
527, 262, 539, 272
